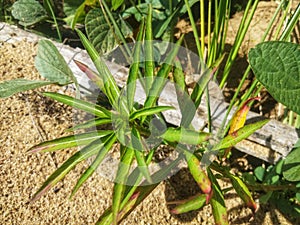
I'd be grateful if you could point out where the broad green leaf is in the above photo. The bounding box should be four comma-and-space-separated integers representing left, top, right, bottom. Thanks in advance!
254, 166, 265, 182
35, 40, 75, 85
12, 0, 48, 26
228, 174, 257, 213
283, 147, 300, 182
85, 8, 132, 55
112, 146, 135, 224
0, 79, 52, 98
76, 29, 121, 109
161, 127, 210, 145
28, 130, 112, 153
212, 119, 269, 151
129, 106, 174, 121
249, 41, 300, 114
170, 194, 207, 214
70, 134, 116, 197
42, 92, 111, 118
31, 136, 110, 202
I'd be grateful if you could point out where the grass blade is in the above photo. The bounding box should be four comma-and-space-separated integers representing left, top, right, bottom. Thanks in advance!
42, 92, 111, 118
31, 136, 111, 202
129, 106, 174, 121
70, 133, 117, 197
66, 118, 112, 131
126, 18, 144, 110
143, 35, 184, 108
76, 29, 121, 108
28, 130, 112, 153
144, 4, 154, 93
131, 127, 152, 183
112, 146, 135, 225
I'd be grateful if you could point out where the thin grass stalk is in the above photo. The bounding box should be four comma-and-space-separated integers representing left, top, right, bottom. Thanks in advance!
183, 0, 203, 61
99, 0, 132, 60
44, 0, 62, 42
207, 0, 212, 57
145, 4, 154, 93
220, 0, 259, 88
219, 1, 284, 135
200, 0, 205, 55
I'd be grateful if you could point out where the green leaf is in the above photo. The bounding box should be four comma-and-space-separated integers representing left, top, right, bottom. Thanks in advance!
129, 106, 174, 121
85, 8, 132, 55
228, 174, 257, 212
254, 166, 265, 182
0, 79, 52, 98
112, 0, 124, 10
28, 130, 112, 153
12, 0, 48, 26
283, 147, 300, 182
70, 133, 116, 197
208, 169, 229, 225
126, 18, 144, 110
170, 194, 207, 214
63, 0, 85, 27
143, 35, 184, 108
249, 41, 300, 114
35, 40, 74, 85
161, 127, 210, 145
31, 136, 110, 202
112, 146, 135, 224
42, 92, 111, 118
212, 119, 269, 151
76, 29, 121, 109
66, 118, 112, 131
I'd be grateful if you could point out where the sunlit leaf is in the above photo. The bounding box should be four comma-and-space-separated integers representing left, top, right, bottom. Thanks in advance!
0, 79, 52, 98
35, 40, 75, 85
170, 194, 207, 214
129, 106, 174, 121
42, 92, 111, 118
28, 130, 112, 153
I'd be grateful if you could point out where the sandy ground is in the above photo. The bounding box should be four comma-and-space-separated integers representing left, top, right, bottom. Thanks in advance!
1, 1, 300, 225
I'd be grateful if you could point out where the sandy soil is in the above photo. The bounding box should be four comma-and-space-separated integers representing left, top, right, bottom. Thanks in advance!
1, 1, 300, 225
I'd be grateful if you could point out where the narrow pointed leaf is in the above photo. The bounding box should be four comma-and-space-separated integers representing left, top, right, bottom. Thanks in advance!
112, 146, 135, 224
208, 169, 229, 225
131, 127, 152, 183
0, 79, 52, 98
35, 40, 75, 85
97, 156, 182, 224
144, 4, 154, 92
228, 174, 257, 213
170, 194, 207, 214
70, 134, 117, 197
224, 97, 260, 157
66, 118, 112, 131
161, 127, 210, 145
28, 130, 112, 153
126, 18, 144, 110
184, 150, 212, 195
76, 29, 121, 107
31, 136, 111, 202
42, 92, 111, 118
74, 60, 104, 90
212, 119, 269, 151
129, 106, 174, 121
144, 35, 184, 108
